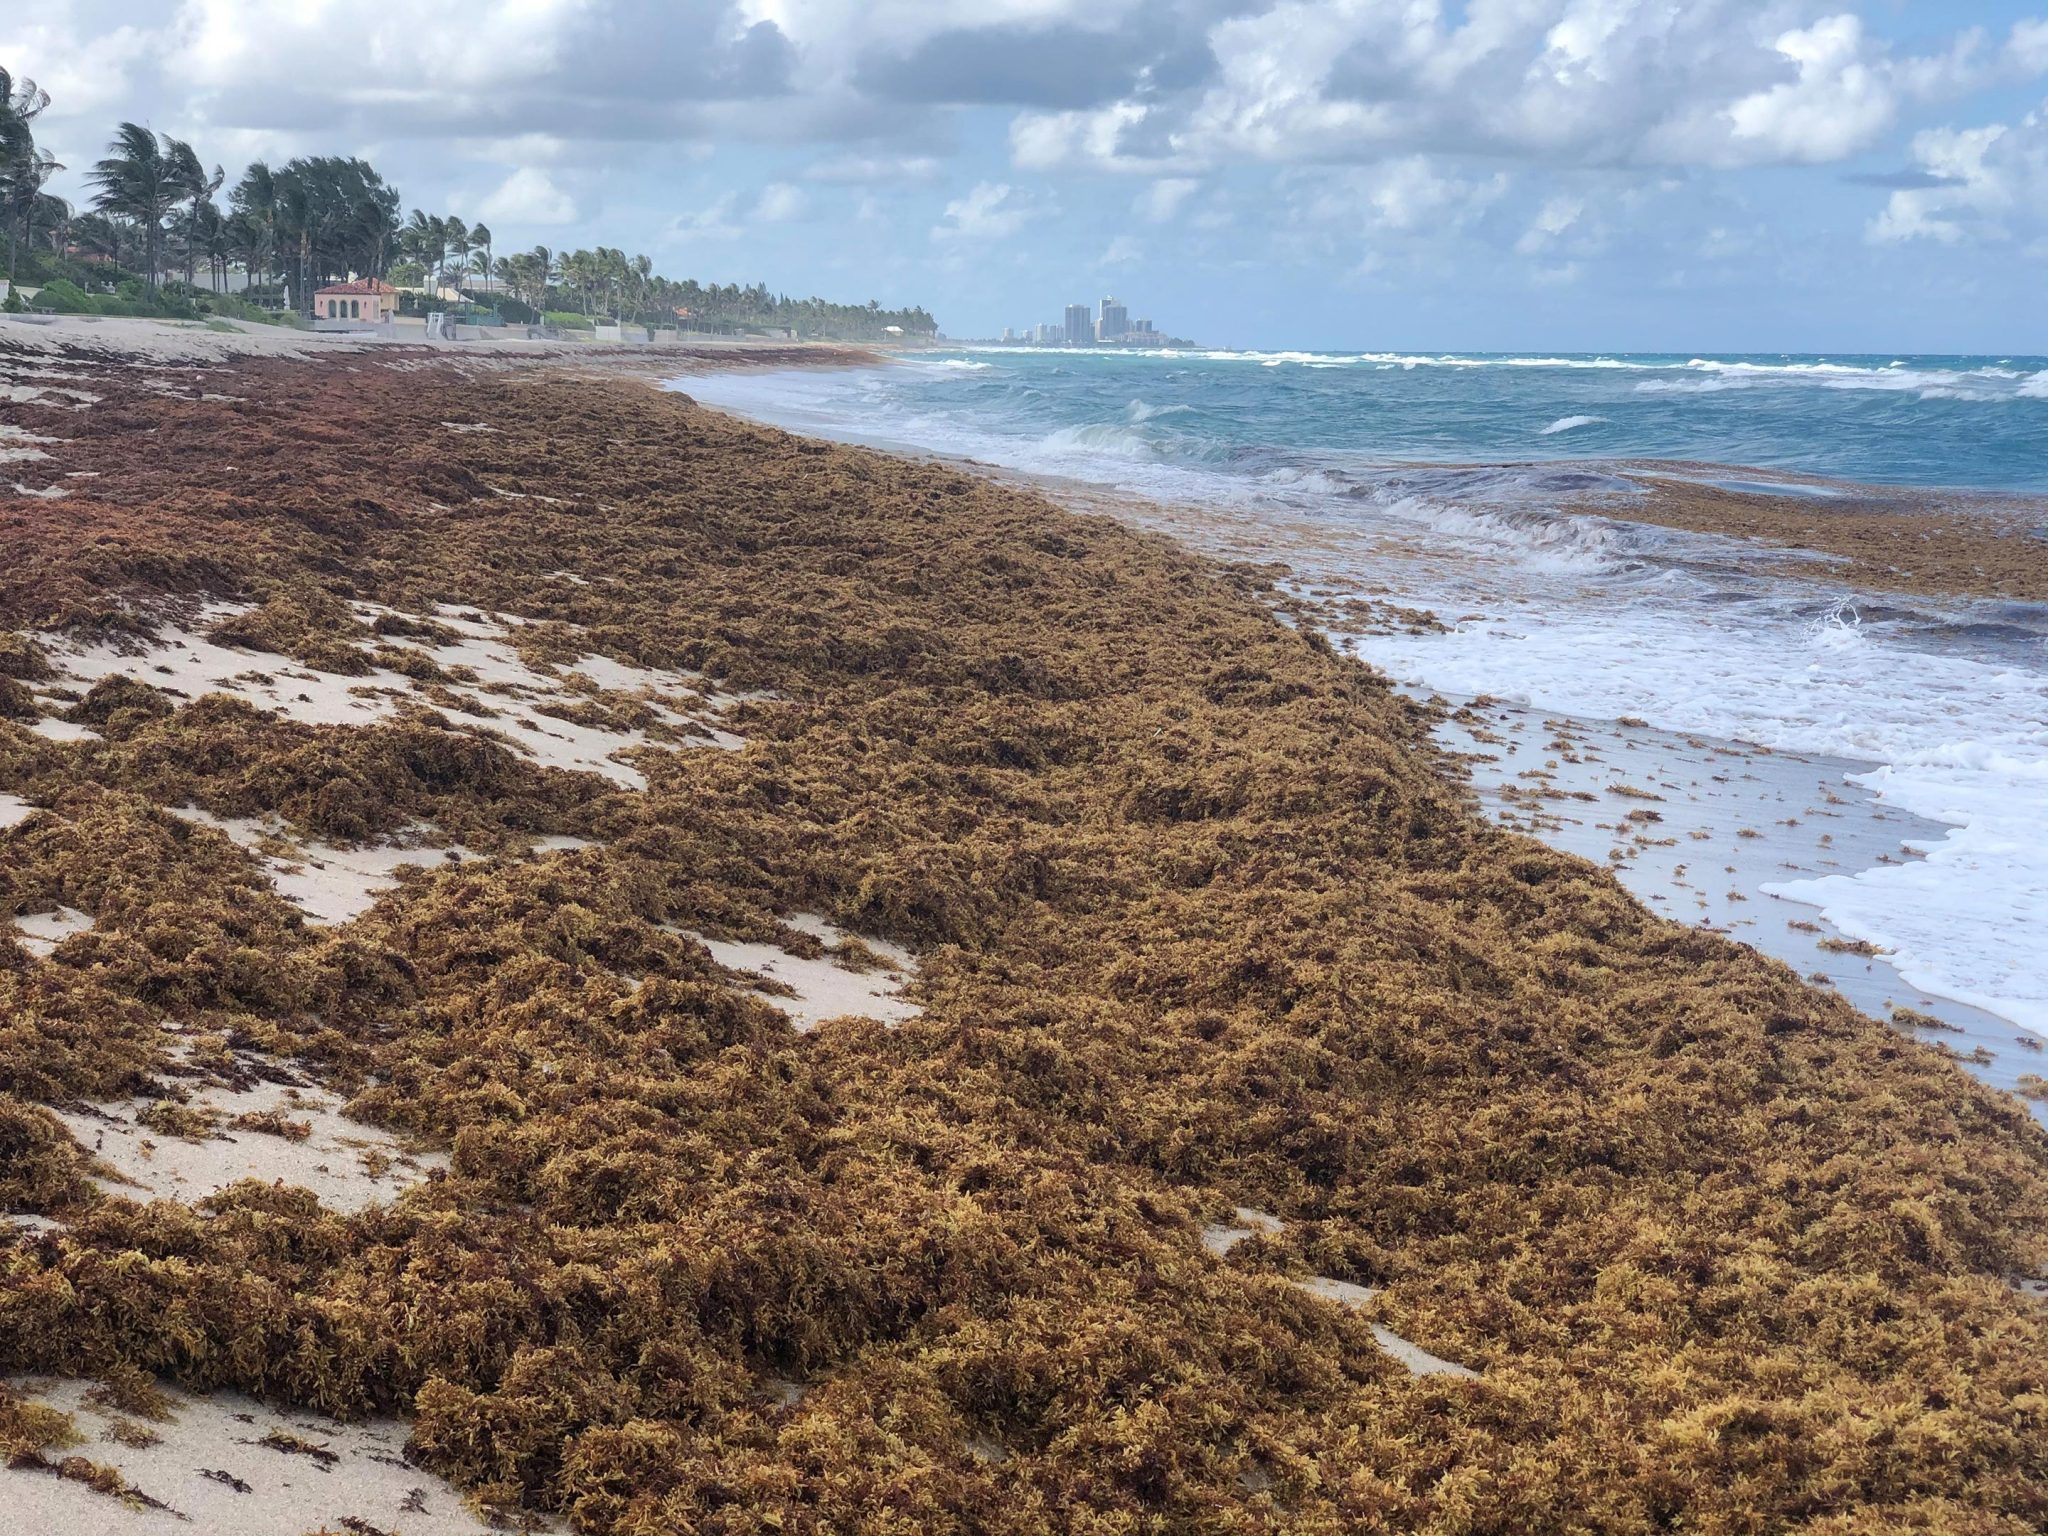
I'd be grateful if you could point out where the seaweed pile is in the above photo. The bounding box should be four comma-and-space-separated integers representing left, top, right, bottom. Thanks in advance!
2, 339, 2046, 1533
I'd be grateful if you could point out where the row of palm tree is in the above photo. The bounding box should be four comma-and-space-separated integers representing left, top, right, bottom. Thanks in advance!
4, 68, 939, 335
84, 123, 221, 294
398, 211, 494, 301
1, 68, 63, 287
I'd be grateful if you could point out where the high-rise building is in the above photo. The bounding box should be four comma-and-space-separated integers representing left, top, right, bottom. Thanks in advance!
1097, 296, 1129, 341
1063, 303, 1092, 345
1131, 318, 1156, 337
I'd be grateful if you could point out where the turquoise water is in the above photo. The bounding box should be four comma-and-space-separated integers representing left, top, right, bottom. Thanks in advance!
693, 348, 2048, 497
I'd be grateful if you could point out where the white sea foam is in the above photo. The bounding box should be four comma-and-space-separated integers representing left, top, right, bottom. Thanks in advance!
1126, 398, 1194, 422
1039, 421, 1163, 460
1634, 377, 1755, 395
1356, 593, 2048, 1035
1367, 493, 1633, 575
1541, 415, 1606, 435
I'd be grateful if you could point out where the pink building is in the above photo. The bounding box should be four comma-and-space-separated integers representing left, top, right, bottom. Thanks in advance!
314, 278, 397, 325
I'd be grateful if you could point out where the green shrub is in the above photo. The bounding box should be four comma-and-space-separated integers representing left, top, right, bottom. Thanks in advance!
36, 278, 94, 312
200, 292, 305, 329
544, 310, 594, 330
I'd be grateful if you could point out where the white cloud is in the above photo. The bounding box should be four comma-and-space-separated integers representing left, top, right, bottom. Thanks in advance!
1012, 2, 1999, 176
1722, 16, 1908, 164
804, 153, 940, 182
667, 192, 743, 240
0, 7, 159, 149
753, 181, 805, 221
172, 0, 597, 97
1135, 177, 1197, 222
1010, 101, 1162, 173
1868, 102, 2048, 245
477, 166, 578, 226
1517, 194, 1585, 255
931, 181, 1047, 242
2010, 19, 2048, 75
1327, 158, 1505, 235
1098, 233, 1141, 265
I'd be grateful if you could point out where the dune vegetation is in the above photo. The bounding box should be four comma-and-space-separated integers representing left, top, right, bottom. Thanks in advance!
1, 340, 2045, 1534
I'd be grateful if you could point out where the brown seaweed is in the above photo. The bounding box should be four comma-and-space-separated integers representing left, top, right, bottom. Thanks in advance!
0, 342, 2044, 1534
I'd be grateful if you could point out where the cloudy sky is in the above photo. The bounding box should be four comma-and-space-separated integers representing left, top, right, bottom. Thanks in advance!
8, 1, 2047, 350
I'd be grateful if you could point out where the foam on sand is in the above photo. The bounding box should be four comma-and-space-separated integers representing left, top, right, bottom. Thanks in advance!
1353, 591, 2048, 1043
1, 1375, 512, 1535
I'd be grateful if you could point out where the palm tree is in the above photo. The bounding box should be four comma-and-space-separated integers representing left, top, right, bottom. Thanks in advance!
1, 68, 56, 286
89, 124, 189, 292
231, 162, 279, 292
403, 210, 446, 296
167, 139, 224, 290
444, 216, 470, 297
470, 222, 492, 295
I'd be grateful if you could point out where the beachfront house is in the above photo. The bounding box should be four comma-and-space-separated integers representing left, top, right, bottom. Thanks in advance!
313, 278, 397, 327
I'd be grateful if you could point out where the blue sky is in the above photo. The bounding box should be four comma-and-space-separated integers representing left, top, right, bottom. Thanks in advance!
8, 1, 2047, 351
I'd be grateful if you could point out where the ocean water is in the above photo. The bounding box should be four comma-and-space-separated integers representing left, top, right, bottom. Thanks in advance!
673, 351, 2048, 1047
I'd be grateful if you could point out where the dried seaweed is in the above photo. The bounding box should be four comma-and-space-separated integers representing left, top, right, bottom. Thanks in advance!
1, 344, 2045, 1534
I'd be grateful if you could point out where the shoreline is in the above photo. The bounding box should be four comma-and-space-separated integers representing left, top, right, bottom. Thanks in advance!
666, 352, 2048, 607
5, 336, 2048, 1532
671, 364, 2048, 1065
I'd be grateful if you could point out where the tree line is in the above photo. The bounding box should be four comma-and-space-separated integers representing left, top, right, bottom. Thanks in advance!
1, 71, 938, 339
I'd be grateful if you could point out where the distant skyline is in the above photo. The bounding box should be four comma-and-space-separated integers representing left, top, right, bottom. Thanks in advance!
8, 1, 2048, 352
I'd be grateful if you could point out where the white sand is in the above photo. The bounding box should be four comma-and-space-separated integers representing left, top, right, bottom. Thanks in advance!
1200, 1206, 1283, 1255
0, 381, 98, 408
357, 602, 752, 784
0, 424, 52, 464
26, 716, 99, 742
0, 791, 35, 829
531, 834, 598, 854
14, 597, 752, 792
2, 1375, 512, 1535
36, 603, 412, 730
176, 808, 482, 926
53, 1076, 445, 1215
683, 913, 920, 1031
1199, 1208, 1479, 1379
11, 905, 94, 957
0, 314, 343, 365
1291, 1276, 1479, 1379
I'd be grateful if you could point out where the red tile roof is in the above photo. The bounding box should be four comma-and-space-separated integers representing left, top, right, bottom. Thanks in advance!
314, 278, 398, 296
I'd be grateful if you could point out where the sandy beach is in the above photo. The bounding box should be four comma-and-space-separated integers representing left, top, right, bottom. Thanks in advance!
4, 318, 2047, 1533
